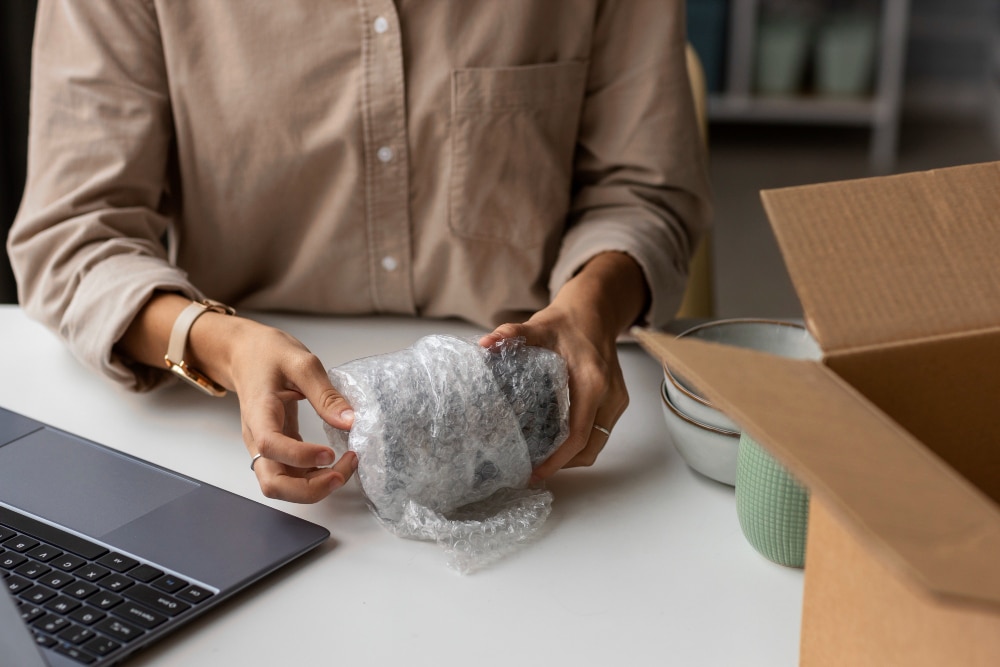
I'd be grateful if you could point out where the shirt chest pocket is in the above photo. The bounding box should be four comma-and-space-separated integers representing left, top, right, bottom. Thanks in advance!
449, 61, 588, 247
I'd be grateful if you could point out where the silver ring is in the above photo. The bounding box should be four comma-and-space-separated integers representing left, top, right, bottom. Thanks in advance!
592, 424, 611, 437
250, 453, 263, 471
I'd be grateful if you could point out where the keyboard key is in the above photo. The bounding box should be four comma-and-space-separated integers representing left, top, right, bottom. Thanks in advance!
20, 586, 57, 605
89, 590, 123, 610
128, 563, 163, 583
33, 631, 57, 648
37, 571, 74, 589
0, 507, 107, 560
75, 564, 110, 582
0, 551, 28, 569
123, 584, 191, 616
69, 605, 106, 626
5, 573, 33, 593
27, 545, 63, 562
96, 552, 138, 572
51, 553, 87, 572
45, 595, 82, 615
95, 616, 144, 643
82, 635, 120, 658
2, 535, 40, 552
113, 601, 168, 629
58, 623, 97, 645
18, 603, 46, 623
151, 574, 187, 594
15, 561, 51, 579
177, 584, 214, 604
65, 581, 100, 600
0, 526, 16, 541
99, 573, 133, 592
54, 643, 96, 664
33, 613, 70, 634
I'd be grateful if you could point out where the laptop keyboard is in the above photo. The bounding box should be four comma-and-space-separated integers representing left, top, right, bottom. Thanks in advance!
0, 506, 215, 665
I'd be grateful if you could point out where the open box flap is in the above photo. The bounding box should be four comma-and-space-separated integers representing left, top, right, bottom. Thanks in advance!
634, 328, 1000, 612
760, 161, 1000, 353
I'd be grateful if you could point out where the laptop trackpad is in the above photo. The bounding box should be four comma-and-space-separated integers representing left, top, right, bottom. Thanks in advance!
0, 427, 197, 537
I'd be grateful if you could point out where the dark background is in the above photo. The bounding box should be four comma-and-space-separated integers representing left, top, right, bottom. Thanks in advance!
0, 1, 36, 304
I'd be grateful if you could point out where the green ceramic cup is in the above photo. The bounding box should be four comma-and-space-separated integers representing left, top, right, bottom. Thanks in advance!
735, 433, 809, 568
754, 16, 813, 95
815, 14, 878, 97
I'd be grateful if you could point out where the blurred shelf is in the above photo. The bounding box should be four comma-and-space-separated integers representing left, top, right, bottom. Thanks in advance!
708, 94, 882, 126
694, 0, 912, 173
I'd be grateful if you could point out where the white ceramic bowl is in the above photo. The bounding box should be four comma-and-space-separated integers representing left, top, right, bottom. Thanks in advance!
663, 319, 821, 432
660, 381, 740, 486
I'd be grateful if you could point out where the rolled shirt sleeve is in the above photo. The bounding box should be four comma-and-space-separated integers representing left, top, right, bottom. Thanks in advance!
550, 0, 712, 329
8, 0, 199, 390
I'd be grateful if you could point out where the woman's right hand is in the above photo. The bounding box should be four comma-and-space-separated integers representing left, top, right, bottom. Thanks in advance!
116, 292, 358, 503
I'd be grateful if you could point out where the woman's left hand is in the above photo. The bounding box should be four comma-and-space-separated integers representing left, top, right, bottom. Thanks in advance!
479, 251, 650, 481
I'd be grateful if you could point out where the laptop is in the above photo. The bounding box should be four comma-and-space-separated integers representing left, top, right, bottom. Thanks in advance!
0, 406, 330, 665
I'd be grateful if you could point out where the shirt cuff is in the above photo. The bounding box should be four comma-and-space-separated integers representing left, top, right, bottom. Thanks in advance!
549, 216, 694, 330
61, 254, 203, 392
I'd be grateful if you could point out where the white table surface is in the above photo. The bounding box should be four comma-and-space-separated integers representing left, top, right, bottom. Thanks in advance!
0, 305, 803, 666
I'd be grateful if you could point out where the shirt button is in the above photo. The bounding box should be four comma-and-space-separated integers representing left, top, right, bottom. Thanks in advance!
376, 146, 394, 163
381, 256, 399, 272
373, 16, 389, 34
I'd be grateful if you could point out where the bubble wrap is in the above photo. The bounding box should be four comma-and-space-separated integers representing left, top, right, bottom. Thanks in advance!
324, 335, 569, 573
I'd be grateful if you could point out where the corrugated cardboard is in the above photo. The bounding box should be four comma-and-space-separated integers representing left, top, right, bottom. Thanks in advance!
634, 161, 1000, 666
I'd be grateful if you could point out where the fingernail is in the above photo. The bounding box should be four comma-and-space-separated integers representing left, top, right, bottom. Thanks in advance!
317, 450, 335, 466
350, 451, 359, 470
340, 409, 355, 424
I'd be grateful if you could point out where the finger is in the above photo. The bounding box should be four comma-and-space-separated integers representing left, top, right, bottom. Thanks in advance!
538, 407, 623, 477
251, 428, 338, 469
478, 322, 534, 349
564, 412, 618, 469
532, 379, 604, 479
565, 368, 630, 469
243, 397, 336, 468
536, 360, 630, 478
532, 419, 590, 480
288, 353, 355, 430
329, 449, 359, 481
254, 452, 357, 503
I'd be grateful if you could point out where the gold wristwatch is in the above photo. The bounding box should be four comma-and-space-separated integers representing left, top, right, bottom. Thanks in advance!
164, 299, 236, 396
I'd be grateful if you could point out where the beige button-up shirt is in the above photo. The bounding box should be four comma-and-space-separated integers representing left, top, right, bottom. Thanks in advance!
9, 0, 710, 390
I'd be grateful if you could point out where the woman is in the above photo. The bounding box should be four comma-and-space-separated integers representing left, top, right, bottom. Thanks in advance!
8, 0, 710, 503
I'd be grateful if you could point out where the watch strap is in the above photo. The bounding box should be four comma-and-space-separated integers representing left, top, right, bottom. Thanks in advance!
164, 299, 236, 396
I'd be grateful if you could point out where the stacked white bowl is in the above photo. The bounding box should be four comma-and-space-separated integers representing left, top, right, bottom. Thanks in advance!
660, 318, 821, 485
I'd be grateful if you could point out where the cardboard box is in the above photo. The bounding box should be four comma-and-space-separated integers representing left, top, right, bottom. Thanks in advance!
634, 161, 1000, 666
